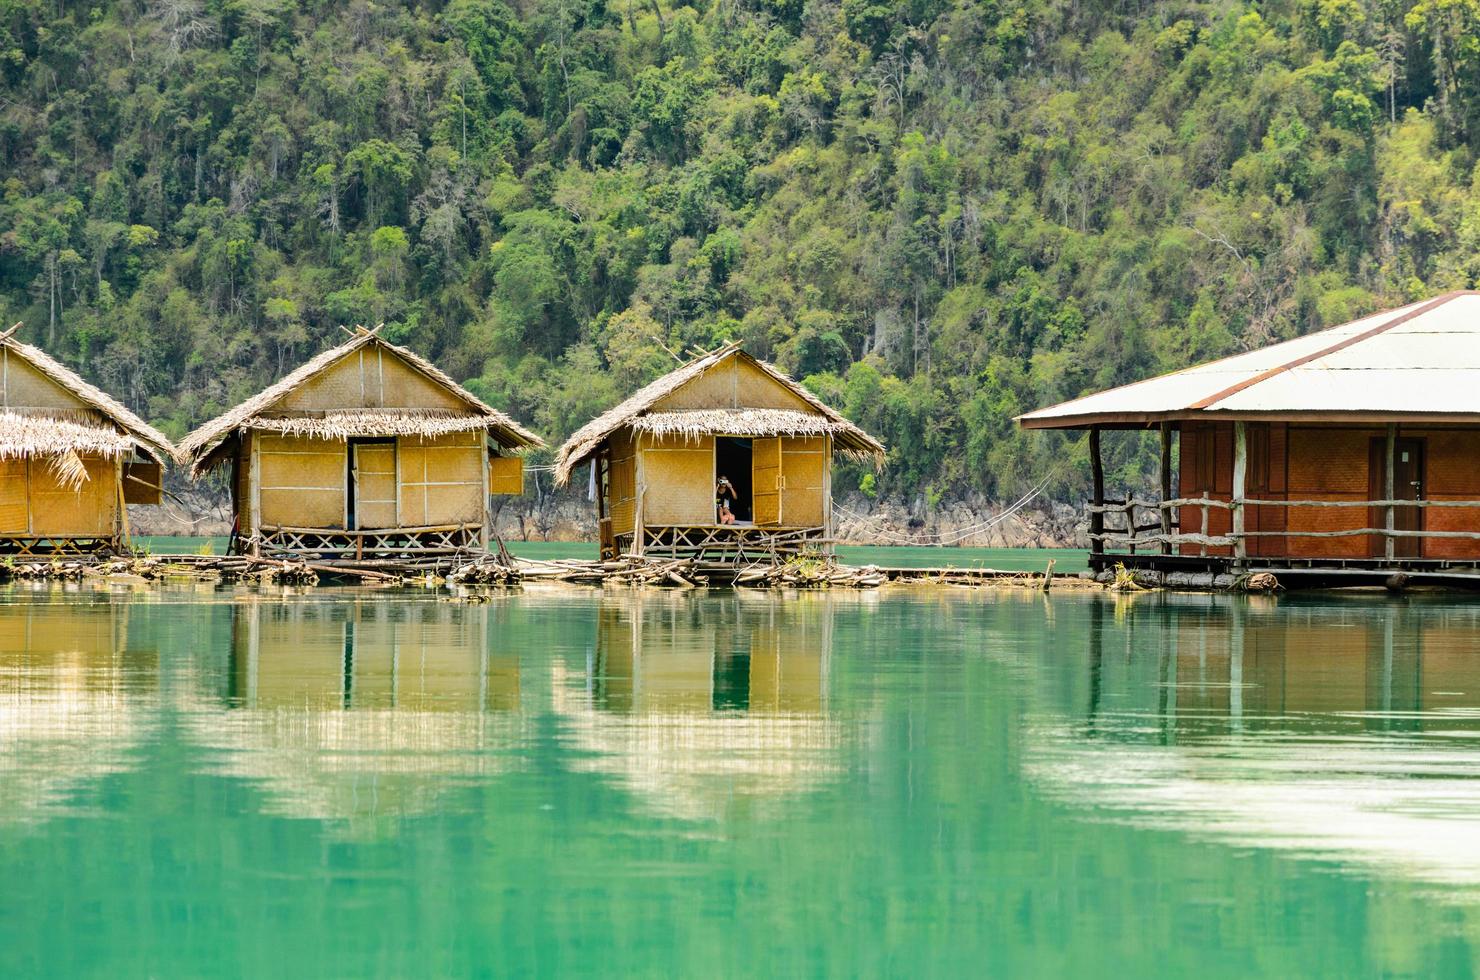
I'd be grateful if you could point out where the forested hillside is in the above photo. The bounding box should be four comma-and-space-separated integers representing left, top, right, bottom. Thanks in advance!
2, 0, 1478, 504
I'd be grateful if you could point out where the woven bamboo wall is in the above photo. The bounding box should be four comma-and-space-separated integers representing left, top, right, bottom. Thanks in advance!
0, 350, 104, 416
608, 429, 637, 537
398, 431, 484, 526
236, 434, 253, 532
0, 458, 26, 533
277, 347, 465, 412
29, 455, 117, 536
352, 442, 397, 529
639, 433, 714, 525
651, 357, 814, 412
258, 432, 347, 528
780, 436, 827, 527
488, 455, 523, 495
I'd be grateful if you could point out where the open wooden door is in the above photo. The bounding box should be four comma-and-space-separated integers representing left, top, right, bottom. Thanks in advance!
752, 437, 782, 526
351, 441, 397, 529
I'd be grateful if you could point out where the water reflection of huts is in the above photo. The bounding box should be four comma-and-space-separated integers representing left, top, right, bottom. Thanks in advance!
554, 593, 849, 821
0, 599, 157, 824
182, 598, 526, 828
1029, 596, 1480, 888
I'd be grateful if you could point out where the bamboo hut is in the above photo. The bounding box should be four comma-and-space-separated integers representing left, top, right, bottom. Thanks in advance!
179, 326, 543, 565
555, 344, 884, 560
0, 325, 176, 556
1019, 291, 1480, 585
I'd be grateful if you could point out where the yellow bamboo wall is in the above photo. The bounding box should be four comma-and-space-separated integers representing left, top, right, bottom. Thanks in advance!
650, 357, 815, 413
1, 350, 98, 413
639, 433, 714, 525
253, 431, 487, 530
608, 429, 638, 537
277, 347, 466, 413
619, 432, 830, 530
780, 436, 828, 527
398, 431, 484, 526
257, 432, 346, 528
0, 456, 119, 537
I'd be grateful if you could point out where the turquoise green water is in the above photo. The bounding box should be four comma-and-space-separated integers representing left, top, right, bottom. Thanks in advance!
138, 536, 1087, 573
2, 586, 1479, 976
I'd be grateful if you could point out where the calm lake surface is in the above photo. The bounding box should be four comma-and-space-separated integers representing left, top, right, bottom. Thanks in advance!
3, 584, 1480, 976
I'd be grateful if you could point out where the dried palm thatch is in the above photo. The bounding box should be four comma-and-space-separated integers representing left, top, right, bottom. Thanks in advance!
180, 327, 544, 476
554, 343, 885, 484
0, 412, 135, 488
631, 408, 863, 440
244, 409, 507, 441
1, 332, 177, 465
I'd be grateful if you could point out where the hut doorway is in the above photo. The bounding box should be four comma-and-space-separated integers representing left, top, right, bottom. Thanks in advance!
1369, 436, 1425, 559
349, 439, 397, 530
715, 437, 754, 523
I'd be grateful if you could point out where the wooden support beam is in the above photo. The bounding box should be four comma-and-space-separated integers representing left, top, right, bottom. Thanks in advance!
1159, 422, 1173, 556
1384, 423, 1397, 561
1231, 422, 1247, 563
1089, 427, 1104, 557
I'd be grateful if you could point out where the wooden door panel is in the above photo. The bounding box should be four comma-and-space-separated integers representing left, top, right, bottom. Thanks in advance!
752, 437, 781, 526
353, 443, 397, 529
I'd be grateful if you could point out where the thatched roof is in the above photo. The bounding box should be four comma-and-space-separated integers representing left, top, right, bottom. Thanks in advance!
554, 344, 885, 484
1, 331, 176, 465
244, 410, 505, 441
179, 327, 543, 474
0, 412, 138, 486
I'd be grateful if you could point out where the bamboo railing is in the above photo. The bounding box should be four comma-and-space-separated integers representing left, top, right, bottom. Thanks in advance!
1086, 496, 1480, 560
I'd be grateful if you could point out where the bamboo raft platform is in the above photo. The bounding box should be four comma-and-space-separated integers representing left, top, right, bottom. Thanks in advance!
0, 548, 1082, 591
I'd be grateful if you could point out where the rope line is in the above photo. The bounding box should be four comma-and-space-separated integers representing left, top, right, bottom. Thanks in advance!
833, 470, 1058, 546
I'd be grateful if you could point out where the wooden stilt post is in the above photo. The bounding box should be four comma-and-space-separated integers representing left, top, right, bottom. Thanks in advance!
1159, 422, 1173, 556
1089, 426, 1104, 559
1232, 421, 1247, 564
1384, 423, 1397, 561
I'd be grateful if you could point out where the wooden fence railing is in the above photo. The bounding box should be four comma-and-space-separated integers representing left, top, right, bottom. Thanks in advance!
1087, 497, 1480, 560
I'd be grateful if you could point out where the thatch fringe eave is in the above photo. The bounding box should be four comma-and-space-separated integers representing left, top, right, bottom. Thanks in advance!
553, 345, 885, 484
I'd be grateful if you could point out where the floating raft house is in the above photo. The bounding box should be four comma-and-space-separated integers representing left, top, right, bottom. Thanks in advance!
1020, 290, 1480, 586
0, 325, 176, 556
555, 343, 884, 562
179, 326, 542, 567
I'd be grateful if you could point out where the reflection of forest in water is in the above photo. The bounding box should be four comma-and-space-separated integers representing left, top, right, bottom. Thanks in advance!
1032, 596, 1480, 888
557, 593, 850, 822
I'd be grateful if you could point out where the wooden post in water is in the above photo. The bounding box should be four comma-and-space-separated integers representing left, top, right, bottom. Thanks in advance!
1089, 426, 1104, 559
1384, 423, 1397, 561
1231, 421, 1247, 564
1159, 422, 1173, 555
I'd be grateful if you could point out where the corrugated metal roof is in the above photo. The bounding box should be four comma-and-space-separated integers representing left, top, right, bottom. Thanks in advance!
1018, 293, 1480, 428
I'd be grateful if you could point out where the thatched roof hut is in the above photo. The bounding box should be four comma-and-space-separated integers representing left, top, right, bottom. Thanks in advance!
554, 344, 883, 559
179, 326, 543, 562
0, 326, 176, 551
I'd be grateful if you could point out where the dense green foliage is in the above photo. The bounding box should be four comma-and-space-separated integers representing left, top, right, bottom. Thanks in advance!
3, 0, 1478, 500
